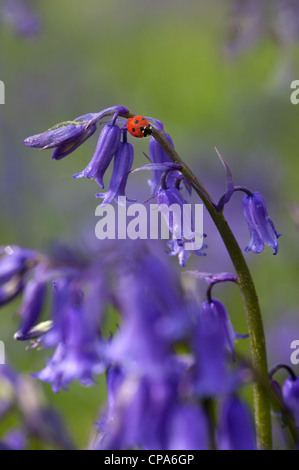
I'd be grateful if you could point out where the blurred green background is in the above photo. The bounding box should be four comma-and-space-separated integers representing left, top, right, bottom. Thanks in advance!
1, 0, 299, 448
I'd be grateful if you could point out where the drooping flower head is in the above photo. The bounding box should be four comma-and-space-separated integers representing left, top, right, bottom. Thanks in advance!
215, 158, 281, 255
185, 271, 247, 364
282, 376, 299, 427
0, 245, 38, 306
148, 134, 175, 195
95, 133, 134, 206
217, 396, 256, 450
24, 106, 129, 160
241, 191, 281, 255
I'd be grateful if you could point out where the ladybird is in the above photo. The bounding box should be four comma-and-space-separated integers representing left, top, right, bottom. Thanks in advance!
126, 115, 152, 138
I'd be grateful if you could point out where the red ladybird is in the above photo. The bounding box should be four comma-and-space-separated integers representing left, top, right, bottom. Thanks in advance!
126, 115, 152, 138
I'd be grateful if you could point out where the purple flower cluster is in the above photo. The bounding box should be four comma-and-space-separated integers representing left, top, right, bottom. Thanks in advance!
0, 239, 257, 449
17, 104, 289, 449
25, 105, 280, 266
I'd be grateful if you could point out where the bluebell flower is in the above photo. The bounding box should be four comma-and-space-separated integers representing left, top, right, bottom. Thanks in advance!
95, 365, 127, 450
157, 186, 192, 239
199, 298, 247, 361
24, 105, 129, 161
0, 246, 37, 281
73, 124, 121, 188
17, 277, 46, 338
157, 181, 206, 266
217, 396, 256, 450
106, 276, 176, 378
106, 251, 191, 375
282, 376, 299, 427
242, 191, 280, 254
148, 134, 175, 195
193, 303, 230, 397
95, 362, 204, 450
96, 139, 134, 206
33, 279, 107, 392
166, 404, 209, 450
166, 238, 207, 267
24, 114, 98, 160
2, 0, 40, 39
0, 245, 37, 306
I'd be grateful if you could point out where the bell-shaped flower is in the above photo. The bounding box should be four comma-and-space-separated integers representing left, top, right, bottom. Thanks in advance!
24, 106, 129, 161
166, 237, 207, 267
33, 278, 107, 392
282, 376, 299, 427
148, 134, 175, 194
73, 124, 121, 188
24, 113, 98, 160
242, 191, 280, 255
199, 298, 247, 361
193, 304, 229, 397
217, 396, 256, 450
0, 246, 37, 306
17, 274, 46, 338
157, 186, 193, 240
166, 404, 209, 450
96, 140, 134, 206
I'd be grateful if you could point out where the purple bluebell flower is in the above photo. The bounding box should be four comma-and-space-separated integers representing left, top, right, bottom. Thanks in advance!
107, 276, 176, 377
24, 115, 98, 160
184, 272, 247, 359
107, 251, 191, 375
0, 246, 37, 282
96, 138, 134, 206
17, 274, 46, 338
95, 362, 202, 450
157, 186, 190, 239
95, 365, 126, 449
33, 278, 107, 392
24, 106, 129, 162
167, 404, 209, 450
2, 0, 40, 39
193, 302, 232, 397
217, 396, 256, 450
199, 298, 247, 361
0, 245, 37, 306
157, 182, 207, 266
282, 376, 299, 427
148, 134, 175, 195
166, 237, 207, 267
96, 374, 150, 450
73, 124, 121, 188
0, 275, 24, 306
242, 191, 280, 254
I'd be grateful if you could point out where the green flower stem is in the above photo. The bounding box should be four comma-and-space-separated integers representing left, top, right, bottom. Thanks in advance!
149, 126, 272, 450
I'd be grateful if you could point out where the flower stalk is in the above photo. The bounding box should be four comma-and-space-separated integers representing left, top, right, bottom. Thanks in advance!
144, 123, 272, 450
